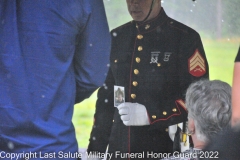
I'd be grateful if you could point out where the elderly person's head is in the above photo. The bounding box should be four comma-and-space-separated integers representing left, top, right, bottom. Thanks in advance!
186, 79, 231, 148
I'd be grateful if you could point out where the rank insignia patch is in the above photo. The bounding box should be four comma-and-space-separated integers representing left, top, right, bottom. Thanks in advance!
188, 49, 206, 77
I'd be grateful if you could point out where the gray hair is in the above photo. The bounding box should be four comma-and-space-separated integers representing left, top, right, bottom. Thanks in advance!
186, 79, 232, 142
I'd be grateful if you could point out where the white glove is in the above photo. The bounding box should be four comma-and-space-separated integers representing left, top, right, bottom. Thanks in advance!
117, 102, 150, 126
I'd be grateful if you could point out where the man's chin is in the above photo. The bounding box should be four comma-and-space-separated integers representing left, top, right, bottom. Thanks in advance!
132, 16, 144, 22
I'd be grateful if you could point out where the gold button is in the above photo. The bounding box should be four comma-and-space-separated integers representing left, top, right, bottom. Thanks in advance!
113, 120, 114, 122
136, 57, 141, 63
172, 108, 177, 112
152, 115, 156, 119
138, 46, 143, 51
132, 81, 138, 86
145, 24, 150, 29
134, 69, 139, 75
165, 128, 169, 132
114, 59, 118, 63
137, 34, 143, 40
157, 63, 161, 67
131, 94, 136, 99
163, 111, 167, 115
136, 25, 139, 28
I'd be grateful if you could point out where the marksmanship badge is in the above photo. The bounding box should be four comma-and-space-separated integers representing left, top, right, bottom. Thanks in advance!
150, 51, 160, 64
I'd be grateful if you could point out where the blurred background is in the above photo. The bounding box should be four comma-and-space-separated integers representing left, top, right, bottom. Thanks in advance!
73, 0, 240, 149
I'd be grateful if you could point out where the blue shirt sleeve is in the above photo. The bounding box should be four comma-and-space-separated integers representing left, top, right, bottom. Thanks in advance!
0, 0, 111, 153
74, 0, 111, 103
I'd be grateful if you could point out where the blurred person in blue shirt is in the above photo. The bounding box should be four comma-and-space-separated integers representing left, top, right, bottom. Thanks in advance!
0, 0, 110, 159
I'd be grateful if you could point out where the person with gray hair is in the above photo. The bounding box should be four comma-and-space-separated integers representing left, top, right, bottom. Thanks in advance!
162, 79, 232, 160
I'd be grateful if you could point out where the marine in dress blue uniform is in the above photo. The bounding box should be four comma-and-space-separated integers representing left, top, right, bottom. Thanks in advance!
0, 0, 110, 159
88, 4, 209, 160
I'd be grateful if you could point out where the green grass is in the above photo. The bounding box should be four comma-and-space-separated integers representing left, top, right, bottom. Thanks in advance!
72, 39, 239, 148
72, 91, 97, 148
203, 38, 239, 85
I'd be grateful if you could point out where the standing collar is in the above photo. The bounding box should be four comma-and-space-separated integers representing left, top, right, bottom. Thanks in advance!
133, 7, 168, 33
